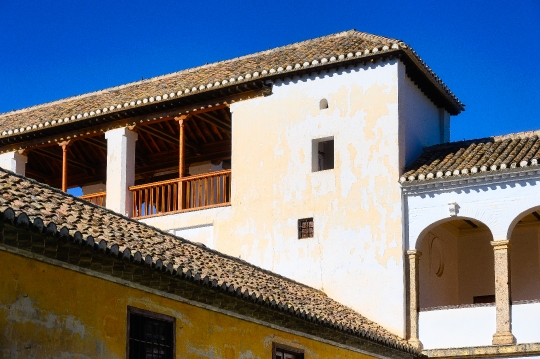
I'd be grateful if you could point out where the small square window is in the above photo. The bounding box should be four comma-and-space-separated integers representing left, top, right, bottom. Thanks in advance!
312, 137, 334, 172
273, 343, 304, 359
127, 307, 175, 359
298, 218, 314, 239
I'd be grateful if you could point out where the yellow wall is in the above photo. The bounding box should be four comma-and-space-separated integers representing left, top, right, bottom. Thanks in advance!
0, 249, 380, 359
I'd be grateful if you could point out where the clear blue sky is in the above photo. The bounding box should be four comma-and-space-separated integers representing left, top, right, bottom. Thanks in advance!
1, 0, 538, 141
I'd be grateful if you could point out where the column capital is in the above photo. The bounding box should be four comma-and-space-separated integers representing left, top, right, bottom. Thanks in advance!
490, 240, 510, 250
58, 139, 72, 148
174, 114, 192, 124
104, 126, 138, 141
407, 250, 422, 259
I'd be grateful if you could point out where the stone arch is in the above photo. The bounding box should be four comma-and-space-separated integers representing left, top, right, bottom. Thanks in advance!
415, 216, 494, 251
415, 216, 495, 309
506, 204, 540, 240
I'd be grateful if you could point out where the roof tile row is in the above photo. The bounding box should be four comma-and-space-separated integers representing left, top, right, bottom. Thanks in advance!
0, 30, 462, 138
0, 168, 417, 354
401, 131, 540, 182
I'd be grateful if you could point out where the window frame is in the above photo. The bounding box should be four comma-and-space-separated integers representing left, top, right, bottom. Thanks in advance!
312, 136, 335, 172
298, 217, 314, 239
272, 342, 305, 359
126, 306, 176, 359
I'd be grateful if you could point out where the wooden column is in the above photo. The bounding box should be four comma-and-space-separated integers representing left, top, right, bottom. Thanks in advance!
59, 140, 71, 192
407, 249, 422, 349
175, 115, 190, 209
491, 240, 516, 345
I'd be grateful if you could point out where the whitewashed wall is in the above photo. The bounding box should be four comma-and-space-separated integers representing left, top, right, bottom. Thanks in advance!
419, 306, 496, 349
512, 302, 540, 343
399, 72, 447, 167
144, 60, 446, 336
140, 206, 231, 250
405, 174, 540, 247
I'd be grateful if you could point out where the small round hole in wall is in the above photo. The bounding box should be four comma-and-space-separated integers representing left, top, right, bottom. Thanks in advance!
319, 98, 328, 110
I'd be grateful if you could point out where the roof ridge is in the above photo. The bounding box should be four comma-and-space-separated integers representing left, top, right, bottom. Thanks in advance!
0, 30, 399, 118
0, 167, 327, 294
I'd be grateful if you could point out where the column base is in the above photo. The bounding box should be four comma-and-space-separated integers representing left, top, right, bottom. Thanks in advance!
492, 332, 516, 345
408, 338, 423, 350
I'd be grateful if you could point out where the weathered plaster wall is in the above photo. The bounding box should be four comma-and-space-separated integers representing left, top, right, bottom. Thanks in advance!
209, 61, 407, 336
0, 250, 381, 359
145, 60, 446, 337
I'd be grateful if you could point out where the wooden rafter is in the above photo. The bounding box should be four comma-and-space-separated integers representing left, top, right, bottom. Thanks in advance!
193, 113, 231, 134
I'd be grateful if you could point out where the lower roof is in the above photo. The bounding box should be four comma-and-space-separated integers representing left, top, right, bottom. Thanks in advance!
401, 130, 540, 183
0, 168, 419, 358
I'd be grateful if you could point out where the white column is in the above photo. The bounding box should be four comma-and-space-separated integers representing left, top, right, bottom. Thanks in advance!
105, 127, 137, 216
0, 151, 27, 175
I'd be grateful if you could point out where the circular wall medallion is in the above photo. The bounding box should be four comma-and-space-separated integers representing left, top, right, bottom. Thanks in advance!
430, 235, 444, 277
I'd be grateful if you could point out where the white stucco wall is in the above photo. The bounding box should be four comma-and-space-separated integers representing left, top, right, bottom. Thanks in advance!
406, 174, 540, 247
398, 70, 446, 167
512, 302, 540, 344
136, 59, 446, 337
406, 172, 540, 348
419, 306, 496, 349
140, 206, 231, 250
212, 60, 407, 335
0, 151, 27, 175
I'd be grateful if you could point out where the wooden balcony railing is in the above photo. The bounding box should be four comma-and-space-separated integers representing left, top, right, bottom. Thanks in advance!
80, 191, 107, 206
130, 170, 231, 219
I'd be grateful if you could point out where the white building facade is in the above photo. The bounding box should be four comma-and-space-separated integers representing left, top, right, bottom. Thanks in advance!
0, 30, 538, 358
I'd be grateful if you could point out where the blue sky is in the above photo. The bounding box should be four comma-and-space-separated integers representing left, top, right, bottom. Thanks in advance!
1, 0, 539, 141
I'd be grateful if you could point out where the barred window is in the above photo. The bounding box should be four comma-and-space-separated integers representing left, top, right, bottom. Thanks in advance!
127, 307, 175, 359
298, 218, 314, 239
274, 343, 304, 359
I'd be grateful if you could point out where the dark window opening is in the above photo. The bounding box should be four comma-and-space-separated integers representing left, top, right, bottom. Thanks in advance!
312, 138, 334, 172
298, 218, 314, 239
473, 295, 495, 304
128, 307, 175, 359
274, 343, 304, 359
319, 98, 328, 110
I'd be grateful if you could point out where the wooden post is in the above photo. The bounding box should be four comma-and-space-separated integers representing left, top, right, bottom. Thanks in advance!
175, 115, 190, 209
59, 140, 71, 192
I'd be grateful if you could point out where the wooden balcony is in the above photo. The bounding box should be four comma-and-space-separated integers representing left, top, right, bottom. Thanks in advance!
129, 170, 231, 219
80, 191, 106, 206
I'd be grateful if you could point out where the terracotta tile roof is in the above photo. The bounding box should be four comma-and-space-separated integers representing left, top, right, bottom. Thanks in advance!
401, 130, 540, 183
0, 30, 463, 139
0, 168, 418, 355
